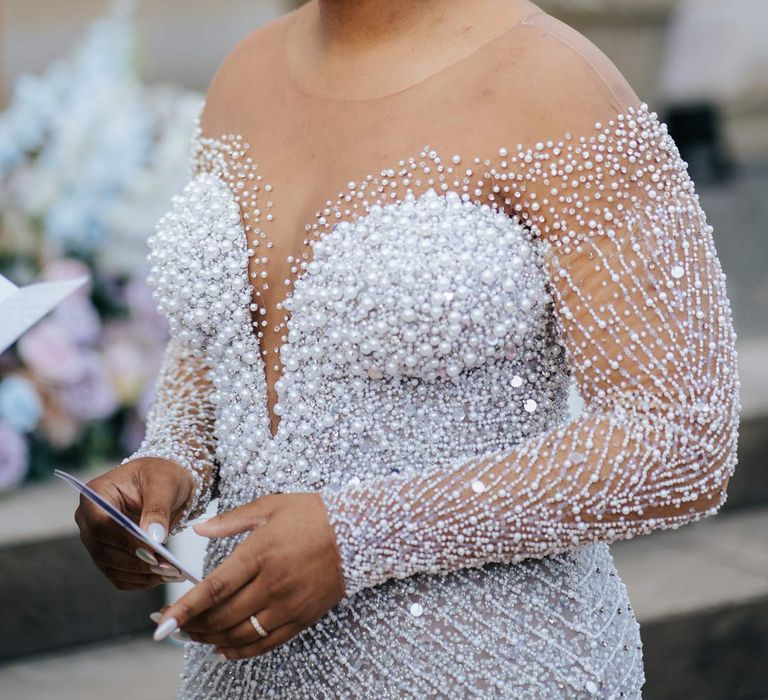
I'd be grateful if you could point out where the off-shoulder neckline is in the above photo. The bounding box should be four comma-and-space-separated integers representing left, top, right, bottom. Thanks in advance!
278, 8, 547, 104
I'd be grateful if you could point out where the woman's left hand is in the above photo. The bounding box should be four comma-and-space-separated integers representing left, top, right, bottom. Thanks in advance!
153, 492, 346, 660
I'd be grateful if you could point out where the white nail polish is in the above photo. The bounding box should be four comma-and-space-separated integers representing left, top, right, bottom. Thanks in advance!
151, 564, 180, 577
136, 548, 159, 566
154, 617, 178, 641
147, 523, 167, 544
171, 630, 192, 642
162, 575, 186, 583
149, 612, 163, 623
158, 562, 180, 574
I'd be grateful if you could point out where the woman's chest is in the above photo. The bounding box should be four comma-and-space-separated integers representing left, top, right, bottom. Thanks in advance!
148, 171, 554, 388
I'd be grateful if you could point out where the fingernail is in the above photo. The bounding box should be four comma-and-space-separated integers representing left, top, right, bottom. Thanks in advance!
171, 630, 192, 642
154, 617, 178, 641
162, 575, 186, 583
147, 523, 167, 544
149, 612, 163, 623
151, 563, 180, 576
136, 547, 159, 566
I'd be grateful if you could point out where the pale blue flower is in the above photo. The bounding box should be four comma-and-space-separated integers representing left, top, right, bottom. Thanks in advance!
0, 375, 43, 433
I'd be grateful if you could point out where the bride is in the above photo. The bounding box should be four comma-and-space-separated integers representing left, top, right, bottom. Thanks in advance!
73, 0, 740, 697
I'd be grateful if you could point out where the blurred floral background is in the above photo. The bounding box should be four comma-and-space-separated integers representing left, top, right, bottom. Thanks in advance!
0, 2, 201, 489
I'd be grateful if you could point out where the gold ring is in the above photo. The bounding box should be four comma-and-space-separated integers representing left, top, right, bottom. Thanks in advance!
249, 614, 268, 638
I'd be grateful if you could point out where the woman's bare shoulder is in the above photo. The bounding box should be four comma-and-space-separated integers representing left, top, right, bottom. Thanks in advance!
523, 12, 640, 111
197, 8, 300, 137
482, 9, 644, 146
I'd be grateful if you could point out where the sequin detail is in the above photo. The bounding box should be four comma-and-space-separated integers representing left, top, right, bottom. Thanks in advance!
132, 102, 738, 699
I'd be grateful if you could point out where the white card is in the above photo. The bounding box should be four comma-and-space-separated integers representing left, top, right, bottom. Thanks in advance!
0, 274, 88, 353
54, 469, 202, 584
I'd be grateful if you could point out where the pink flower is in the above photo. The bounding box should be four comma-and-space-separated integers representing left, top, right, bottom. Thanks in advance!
53, 351, 117, 421
17, 320, 84, 382
0, 422, 29, 491
103, 334, 149, 404
37, 395, 81, 450
50, 294, 102, 346
125, 278, 168, 338
42, 258, 91, 297
121, 412, 146, 454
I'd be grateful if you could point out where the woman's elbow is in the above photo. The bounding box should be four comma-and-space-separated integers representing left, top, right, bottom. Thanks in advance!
686, 395, 740, 519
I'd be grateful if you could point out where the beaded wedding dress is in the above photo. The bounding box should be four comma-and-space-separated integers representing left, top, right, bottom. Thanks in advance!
127, 9, 740, 699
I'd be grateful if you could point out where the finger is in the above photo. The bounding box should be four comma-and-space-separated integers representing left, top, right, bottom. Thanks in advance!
184, 577, 269, 634
87, 540, 184, 582
77, 501, 139, 553
193, 502, 267, 539
77, 503, 148, 556
111, 577, 165, 592
90, 542, 158, 575
216, 622, 301, 660
138, 467, 186, 544
102, 568, 167, 587
149, 562, 184, 578
187, 611, 270, 648
154, 541, 262, 639
134, 547, 184, 572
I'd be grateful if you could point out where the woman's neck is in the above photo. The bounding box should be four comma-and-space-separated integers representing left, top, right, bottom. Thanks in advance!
313, 0, 462, 49
308, 0, 537, 53
286, 0, 537, 99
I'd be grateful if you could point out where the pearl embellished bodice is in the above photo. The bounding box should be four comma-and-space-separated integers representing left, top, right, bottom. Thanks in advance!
127, 11, 740, 699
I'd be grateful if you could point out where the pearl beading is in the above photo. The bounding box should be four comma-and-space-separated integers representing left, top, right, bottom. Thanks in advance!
319, 104, 741, 597
122, 337, 217, 533
137, 101, 738, 698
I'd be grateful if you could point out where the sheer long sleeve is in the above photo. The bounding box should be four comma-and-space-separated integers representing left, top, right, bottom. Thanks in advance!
319, 103, 741, 598
120, 103, 222, 533
122, 336, 218, 532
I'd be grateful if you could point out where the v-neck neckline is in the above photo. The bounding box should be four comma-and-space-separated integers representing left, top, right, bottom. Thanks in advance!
239, 158, 461, 443
191, 134, 514, 442
190, 103, 655, 444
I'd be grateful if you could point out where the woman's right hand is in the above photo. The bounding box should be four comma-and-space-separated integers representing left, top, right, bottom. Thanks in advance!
74, 457, 194, 590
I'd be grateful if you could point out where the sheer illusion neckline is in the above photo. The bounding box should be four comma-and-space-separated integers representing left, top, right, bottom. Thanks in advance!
278, 8, 544, 104
191, 101, 654, 442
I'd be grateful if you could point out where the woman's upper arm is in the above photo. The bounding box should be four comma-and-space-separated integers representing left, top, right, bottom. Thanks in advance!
493, 24, 741, 504
313, 20, 741, 596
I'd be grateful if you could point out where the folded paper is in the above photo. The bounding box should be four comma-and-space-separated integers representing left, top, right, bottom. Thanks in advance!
55, 469, 201, 583
0, 274, 88, 353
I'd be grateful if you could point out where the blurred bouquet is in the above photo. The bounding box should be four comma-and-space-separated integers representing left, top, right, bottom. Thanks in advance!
0, 1, 203, 490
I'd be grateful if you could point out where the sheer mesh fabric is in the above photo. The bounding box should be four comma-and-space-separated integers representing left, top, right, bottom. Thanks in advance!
196, 10, 645, 440
130, 9, 739, 698
124, 337, 218, 530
